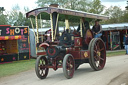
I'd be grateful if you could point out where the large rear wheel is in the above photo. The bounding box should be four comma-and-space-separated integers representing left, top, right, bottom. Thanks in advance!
35, 56, 49, 79
89, 38, 106, 71
63, 54, 75, 79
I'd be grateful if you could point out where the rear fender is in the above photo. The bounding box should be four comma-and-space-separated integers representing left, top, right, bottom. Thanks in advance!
39, 43, 49, 49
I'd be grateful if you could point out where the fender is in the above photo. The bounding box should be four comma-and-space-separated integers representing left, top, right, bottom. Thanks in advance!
39, 43, 49, 49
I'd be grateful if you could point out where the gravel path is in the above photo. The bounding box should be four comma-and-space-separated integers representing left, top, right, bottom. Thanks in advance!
0, 55, 128, 85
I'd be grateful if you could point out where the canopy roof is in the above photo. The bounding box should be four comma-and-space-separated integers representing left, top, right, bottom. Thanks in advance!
26, 7, 109, 22
102, 23, 128, 31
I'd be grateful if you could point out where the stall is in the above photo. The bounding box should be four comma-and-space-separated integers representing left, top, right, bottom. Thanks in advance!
102, 23, 128, 50
0, 25, 30, 63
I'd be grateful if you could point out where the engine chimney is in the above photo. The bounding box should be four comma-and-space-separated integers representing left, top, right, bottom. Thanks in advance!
49, 4, 59, 8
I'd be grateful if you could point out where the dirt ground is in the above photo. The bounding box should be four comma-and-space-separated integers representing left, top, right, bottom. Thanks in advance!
0, 55, 128, 85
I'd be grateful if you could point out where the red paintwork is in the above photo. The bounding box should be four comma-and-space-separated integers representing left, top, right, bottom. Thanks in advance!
45, 66, 62, 68
48, 47, 56, 56
39, 43, 49, 49
80, 50, 90, 59
74, 37, 82, 47
37, 52, 46, 55
66, 48, 81, 59
0, 25, 11, 27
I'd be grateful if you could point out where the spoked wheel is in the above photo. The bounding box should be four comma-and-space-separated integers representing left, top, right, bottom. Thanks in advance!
89, 38, 106, 71
63, 54, 75, 79
35, 56, 49, 79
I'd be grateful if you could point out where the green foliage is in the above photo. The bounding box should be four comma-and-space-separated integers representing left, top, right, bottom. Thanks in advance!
0, 7, 8, 25
104, 6, 123, 23
36, 0, 90, 11
89, 0, 105, 14
5, 5, 35, 28
103, 6, 128, 24
0, 14, 8, 25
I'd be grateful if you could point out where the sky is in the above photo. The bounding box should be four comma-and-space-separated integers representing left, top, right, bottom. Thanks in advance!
0, 0, 127, 12
100, 0, 127, 10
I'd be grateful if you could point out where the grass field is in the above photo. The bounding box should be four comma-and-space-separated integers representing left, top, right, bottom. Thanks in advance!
0, 50, 126, 78
0, 59, 35, 78
107, 51, 126, 57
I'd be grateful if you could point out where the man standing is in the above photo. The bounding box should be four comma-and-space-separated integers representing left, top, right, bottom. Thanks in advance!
92, 20, 102, 38
125, 34, 128, 54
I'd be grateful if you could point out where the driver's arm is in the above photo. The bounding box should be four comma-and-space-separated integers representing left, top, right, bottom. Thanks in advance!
92, 26, 96, 34
97, 25, 102, 34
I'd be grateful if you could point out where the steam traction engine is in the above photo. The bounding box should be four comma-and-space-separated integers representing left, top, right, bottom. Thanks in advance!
26, 6, 108, 79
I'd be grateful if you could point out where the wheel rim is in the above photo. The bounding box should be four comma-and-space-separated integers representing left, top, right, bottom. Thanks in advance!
38, 58, 46, 76
66, 56, 75, 77
36, 56, 49, 79
93, 39, 106, 69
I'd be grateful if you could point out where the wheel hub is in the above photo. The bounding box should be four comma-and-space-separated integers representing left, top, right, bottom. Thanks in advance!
97, 51, 101, 57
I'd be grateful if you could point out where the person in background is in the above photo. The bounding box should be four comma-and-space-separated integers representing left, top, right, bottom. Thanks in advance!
101, 32, 107, 48
125, 34, 128, 54
92, 20, 102, 38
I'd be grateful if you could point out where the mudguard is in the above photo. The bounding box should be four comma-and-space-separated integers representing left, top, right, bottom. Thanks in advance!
39, 43, 49, 49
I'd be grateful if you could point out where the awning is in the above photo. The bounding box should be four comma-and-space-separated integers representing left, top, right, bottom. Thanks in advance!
0, 35, 21, 40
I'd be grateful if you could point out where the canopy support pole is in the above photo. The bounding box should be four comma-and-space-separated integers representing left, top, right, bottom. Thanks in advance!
40, 14, 43, 42
80, 18, 83, 37
50, 14, 54, 42
35, 16, 39, 43
65, 19, 69, 31
110, 31, 112, 50
30, 18, 36, 38
54, 14, 59, 40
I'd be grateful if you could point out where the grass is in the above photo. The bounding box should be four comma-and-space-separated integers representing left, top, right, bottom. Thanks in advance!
107, 51, 126, 57
0, 51, 126, 78
0, 59, 35, 78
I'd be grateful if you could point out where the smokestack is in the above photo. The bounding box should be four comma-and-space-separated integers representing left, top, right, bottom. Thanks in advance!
49, 4, 59, 8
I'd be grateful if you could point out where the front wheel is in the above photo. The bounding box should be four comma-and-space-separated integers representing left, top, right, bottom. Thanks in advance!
35, 56, 49, 79
63, 54, 75, 79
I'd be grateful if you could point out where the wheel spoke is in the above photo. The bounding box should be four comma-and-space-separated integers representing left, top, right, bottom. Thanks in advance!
94, 56, 99, 61
94, 44, 98, 51
97, 40, 100, 46
99, 47, 104, 52
41, 70, 44, 75
98, 64, 101, 68
100, 57, 104, 61
94, 50, 97, 54
95, 61, 99, 67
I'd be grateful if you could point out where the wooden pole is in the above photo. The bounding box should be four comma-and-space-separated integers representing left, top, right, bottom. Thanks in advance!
35, 16, 39, 43
80, 18, 83, 37
54, 14, 59, 40
50, 14, 54, 42
110, 31, 113, 50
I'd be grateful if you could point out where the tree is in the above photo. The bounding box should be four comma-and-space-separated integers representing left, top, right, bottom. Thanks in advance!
6, 5, 35, 28
0, 14, 8, 25
0, 7, 8, 25
36, 0, 90, 11
104, 6, 124, 23
89, 0, 105, 14
121, 11, 128, 22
